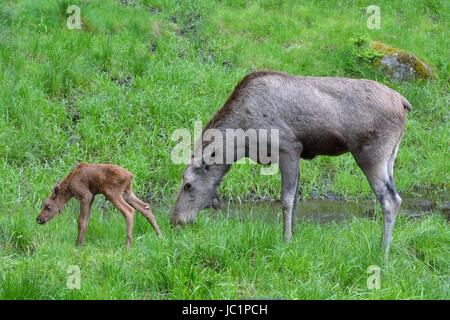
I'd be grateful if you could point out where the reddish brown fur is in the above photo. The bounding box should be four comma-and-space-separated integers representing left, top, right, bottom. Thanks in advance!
36, 163, 161, 247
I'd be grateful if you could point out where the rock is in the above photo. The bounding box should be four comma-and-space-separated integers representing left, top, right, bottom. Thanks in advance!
119, 0, 135, 6
324, 192, 341, 201
402, 209, 427, 219
438, 201, 450, 213
370, 41, 434, 80
378, 55, 415, 81
310, 187, 320, 200
68, 134, 80, 145
111, 74, 133, 87
148, 41, 157, 53
222, 60, 234, 69
199, 49, 214, 64
406, 199, 435, 211
147, 6, 160, 15
145, 191, 153, 203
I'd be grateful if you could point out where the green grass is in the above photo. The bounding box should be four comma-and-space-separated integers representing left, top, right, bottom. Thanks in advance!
0, 207, 449, 299
0, 0, 448, 299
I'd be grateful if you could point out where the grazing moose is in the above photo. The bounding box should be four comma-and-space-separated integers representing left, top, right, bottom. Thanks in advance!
36, 163, 161, 247
171, 71, 411, 258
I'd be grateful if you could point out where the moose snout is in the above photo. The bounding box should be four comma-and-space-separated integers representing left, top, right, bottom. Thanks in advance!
170, 214, 188, 230
36, 217, 45, 225
171, 212, 198, 230
170, 216, 182, 229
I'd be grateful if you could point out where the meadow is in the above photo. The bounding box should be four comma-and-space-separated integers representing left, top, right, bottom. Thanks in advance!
0, 0, 448, 299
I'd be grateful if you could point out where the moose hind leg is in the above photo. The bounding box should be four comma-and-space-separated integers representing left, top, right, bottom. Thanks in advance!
354, 152, 402, 259
387, 142, 400, 191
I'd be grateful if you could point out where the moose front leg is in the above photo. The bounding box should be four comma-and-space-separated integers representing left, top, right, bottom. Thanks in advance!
279, 148, 301, 242
76, 194, 94, 246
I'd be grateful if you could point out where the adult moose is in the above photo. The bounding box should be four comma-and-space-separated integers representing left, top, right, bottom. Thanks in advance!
171, 71, 411, 257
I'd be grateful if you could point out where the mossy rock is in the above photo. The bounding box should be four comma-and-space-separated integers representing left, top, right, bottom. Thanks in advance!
370, 41, 434, 80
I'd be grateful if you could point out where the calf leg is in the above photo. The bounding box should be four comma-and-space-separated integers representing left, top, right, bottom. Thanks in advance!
76, 194, 94, 246
106, 193, 135, 248
124, 189, 149, 212
279, 148, 301, 242
124, 189, 161, 236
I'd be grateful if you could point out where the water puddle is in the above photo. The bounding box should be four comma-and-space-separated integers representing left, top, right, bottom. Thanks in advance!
218, 197, 449, 224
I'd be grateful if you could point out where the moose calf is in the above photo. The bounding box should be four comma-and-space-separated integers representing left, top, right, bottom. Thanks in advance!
37, 163, 161, 247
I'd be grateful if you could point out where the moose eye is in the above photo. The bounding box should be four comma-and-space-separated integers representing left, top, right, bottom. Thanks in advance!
45, 204, 51, 210
184, 183, 192, 192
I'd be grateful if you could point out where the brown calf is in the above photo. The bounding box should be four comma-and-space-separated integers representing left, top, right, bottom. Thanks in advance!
36, 163, 161, 247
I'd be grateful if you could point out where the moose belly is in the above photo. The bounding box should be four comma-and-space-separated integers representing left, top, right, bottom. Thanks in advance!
300, 133, 349, 160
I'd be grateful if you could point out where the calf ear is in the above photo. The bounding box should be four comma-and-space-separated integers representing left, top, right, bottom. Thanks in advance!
52, 182, 61, 196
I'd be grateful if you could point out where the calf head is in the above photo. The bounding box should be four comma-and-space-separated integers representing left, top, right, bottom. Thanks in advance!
36, 182, 66, 225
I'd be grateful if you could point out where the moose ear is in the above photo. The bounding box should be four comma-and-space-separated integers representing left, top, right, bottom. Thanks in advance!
205, 150, 216, 165
210, 195, 222, 210
193, 163, 205, 172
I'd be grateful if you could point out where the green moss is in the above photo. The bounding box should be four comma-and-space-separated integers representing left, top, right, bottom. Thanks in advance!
370, 41, 435, 79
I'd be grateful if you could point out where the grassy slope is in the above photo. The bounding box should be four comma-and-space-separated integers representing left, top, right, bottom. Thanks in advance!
0, 0, 448, 299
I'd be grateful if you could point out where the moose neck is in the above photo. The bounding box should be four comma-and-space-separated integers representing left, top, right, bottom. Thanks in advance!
208, 162, 231, 189
204, 110, 239, 133
201, 111, 241, 187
